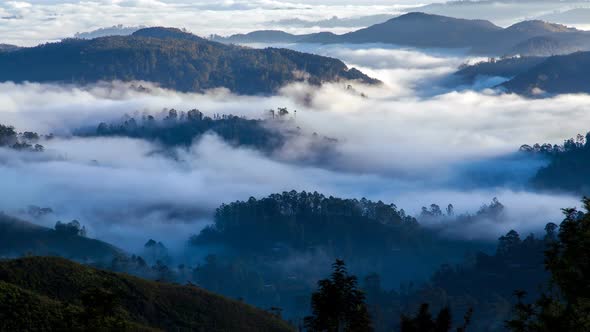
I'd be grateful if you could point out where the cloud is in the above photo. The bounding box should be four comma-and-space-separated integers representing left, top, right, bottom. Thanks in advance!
0, 0, 416, 46
0, 44, 587, 253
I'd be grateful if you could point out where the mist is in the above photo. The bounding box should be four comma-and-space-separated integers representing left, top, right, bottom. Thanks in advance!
0, 42, 586, 258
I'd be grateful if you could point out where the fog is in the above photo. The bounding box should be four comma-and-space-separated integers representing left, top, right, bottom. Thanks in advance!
0, 42, 587, 254
3, 0, 589, 47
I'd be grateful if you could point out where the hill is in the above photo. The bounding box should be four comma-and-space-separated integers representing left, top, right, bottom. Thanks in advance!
0, 256, 294, 331
0, 213, 122, 262
0, 27, 378, 95
340, 12, 501, 48
454, 56, 547, 84
0, 44, 19, 52
215, 13, 590, 57
500, 51, 590, 95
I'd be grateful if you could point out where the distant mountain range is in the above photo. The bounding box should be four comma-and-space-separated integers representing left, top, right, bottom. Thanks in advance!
270, 14, 397, 28
455, 51, 590, 96
212, 12, 590, 57
0, 27, 378, 94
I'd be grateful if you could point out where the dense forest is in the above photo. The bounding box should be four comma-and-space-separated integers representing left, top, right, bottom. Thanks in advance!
0, 27, 378, 95
2, 186, 590, 331
521, 132, 590, 194
79, 108, 294, 151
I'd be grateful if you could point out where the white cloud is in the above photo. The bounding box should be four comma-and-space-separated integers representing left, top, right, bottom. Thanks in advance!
0, 43, 586, 251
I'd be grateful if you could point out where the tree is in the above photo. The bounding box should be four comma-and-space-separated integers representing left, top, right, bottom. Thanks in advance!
401, 304, 473, 332
506, 198, 590, 331
304, 259, 372, 332
55, 220, 87, 237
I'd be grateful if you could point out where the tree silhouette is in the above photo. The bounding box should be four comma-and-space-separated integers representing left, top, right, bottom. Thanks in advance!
304, 259, 372, 332
506, 198, 590, 331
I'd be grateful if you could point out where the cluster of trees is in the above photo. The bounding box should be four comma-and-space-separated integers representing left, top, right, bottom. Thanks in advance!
522, 132, 590, 194
520, 133, 588, 155
0, 124, 44, 152
0, 27, 377, 95
192, 190, 420, 254
84, 108, 287, 152
186, 191, 488, 328
506, 200, 590, 331
54, 220, 87, 237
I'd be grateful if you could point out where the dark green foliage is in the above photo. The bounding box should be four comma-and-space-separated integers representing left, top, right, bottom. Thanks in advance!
55, 220, 87, 237
304, 260, 372, 332
0, 27, 378, 95
0, 256, 294, 331
0, 213, 121, 261
525, 133, 590, 194
0, 123, 44, 152
192, 190, 419, 254
84, 109, 287, 151
506, 198, 590, 331
400, 304, 455, 332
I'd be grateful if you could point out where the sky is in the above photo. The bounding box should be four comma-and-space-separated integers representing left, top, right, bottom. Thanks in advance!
0, 0, 423, 45
3, 0, 590, 46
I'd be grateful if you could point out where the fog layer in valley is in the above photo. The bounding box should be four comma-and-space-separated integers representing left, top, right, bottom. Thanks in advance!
0, 44, 585, 254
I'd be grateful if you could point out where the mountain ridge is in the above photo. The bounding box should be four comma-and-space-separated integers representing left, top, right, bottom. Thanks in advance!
213, 12, 590, 57
0, 27, 378, 95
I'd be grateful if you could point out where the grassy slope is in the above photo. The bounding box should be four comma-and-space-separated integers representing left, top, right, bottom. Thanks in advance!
0, 257, 294, 332
0, 214, 122, 261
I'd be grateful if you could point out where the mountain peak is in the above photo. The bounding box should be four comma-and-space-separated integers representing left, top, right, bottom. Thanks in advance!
506, 20, 576, 34
132, 27, 208, 42
384, 12, 501, 30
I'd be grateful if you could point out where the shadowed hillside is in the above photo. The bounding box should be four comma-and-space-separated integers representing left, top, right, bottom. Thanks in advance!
0, 27, 378, 95
0, 256, 295, 331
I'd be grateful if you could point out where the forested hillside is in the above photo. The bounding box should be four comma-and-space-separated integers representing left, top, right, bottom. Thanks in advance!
0, 27, 378, 95
0, 257, 294, 331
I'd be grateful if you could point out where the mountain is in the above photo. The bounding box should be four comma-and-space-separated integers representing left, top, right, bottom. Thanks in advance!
0, 213, 122, 261
0, 256, 294, 331
339, 12, 502, 48
272, 14, 396, 29
454, 56, 548, 84
500, 51, 590, 95
0, 27, 378, 95
212, 30, 309, 44
216, 13, 590, 57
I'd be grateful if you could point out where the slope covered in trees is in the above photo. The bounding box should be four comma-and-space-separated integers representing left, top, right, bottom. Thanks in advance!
0, 256, 294, 331
80, 108, 290, 152
521, 133, 590, 194
0, 214, 122, 262
506, 199, 590, 331
500, 51, 590, 95
192, 190, 423, 254
0, 27, 378, 95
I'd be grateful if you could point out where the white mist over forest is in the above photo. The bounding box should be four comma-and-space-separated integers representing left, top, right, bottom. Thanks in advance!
0, 43, 585, 252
